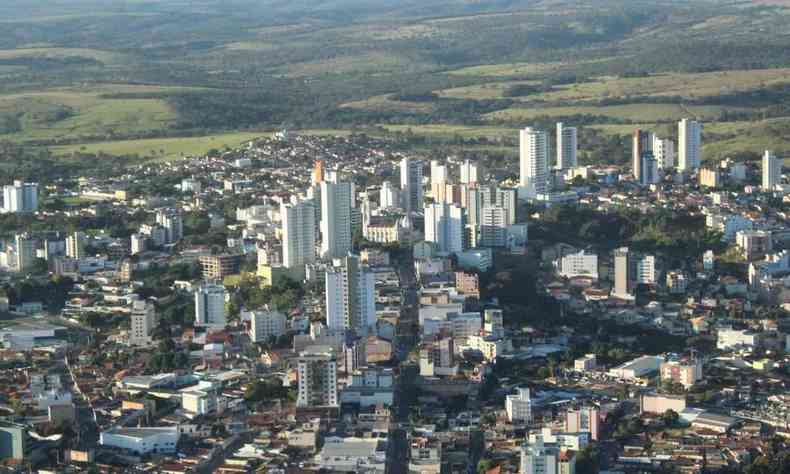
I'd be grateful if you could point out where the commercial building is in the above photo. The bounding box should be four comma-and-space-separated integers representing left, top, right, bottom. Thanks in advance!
640, 393, 687, 415
762, 150, 781, 191
0, 422, 28, 461
2, 180, 38, 214
195, 283, 227, 328
520, 127, 549, 200
321, 181, 353, 259
182, 389, 218, 417
678, 118, 702, 171
556, 122, 577, 170
717, 327, 760, 351
296, 347, 339, 408
608, 355, 664, 380
198, 254, 242, 280
325, 255, 376, 336
129, 300, 156, 347
424, 202, 465, 254
281, 199, 316, 270
419, 338, 457, 377
100, 427, 180, 455
247, 309, 287, 343
556, 249, 598, 280
400, 157, 423, 213
316, 437, 386, 472
506, 387, 532, 423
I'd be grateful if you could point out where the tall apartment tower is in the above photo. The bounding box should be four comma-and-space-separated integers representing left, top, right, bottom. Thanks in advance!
632, 129, 654, 181
130, 300, 156, 347
195, 283, 227, 328
678, 118, 702, 172
430, 160, 448, 186
281, 199, 316, 270
320, 181, 353, 259
479, 206, 511, 248
66, 232, 86, 260
566, 406, 600, 441
519, 127, 549, 199
653, 136, 675, 170
556, 122, 578, 170
2, 180, 38, 214
325, 255, 376, 336
762, 150, 781, 191
296, 347, 339, 408
400, 157, 423, 213
424, 202, 465, 254
460, 160, 481, 184
312, 159, 325, 185
639, 151, 659, 186
14, 233, 37, 273
379, 181, 400, 209
156, 210, 183, 244
613, 247, 631, 298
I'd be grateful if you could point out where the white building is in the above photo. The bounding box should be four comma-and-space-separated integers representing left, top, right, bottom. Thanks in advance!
573, 354, 597, 372
484, 309, 504, 339
2, 180, 38, 214
424, 202, 464, 254
479, 205, 510, 248
703, 250, 715, 270
340, 367, 394, 407
325, 256, 376, 335
555, 249, 598, 280
762, 150, 781, 191
316, 437, 386, 473
520, 435, 572, 474
608, 355, 664, 380
635, 254, 657, 285
181, 178, 201, 194
379, 181, 400, 209
556, 122, 577, 170
248, 309, 287, 343
321, 181, 353, 259
400, 157, 423, 213
678, 118, 702, 172
717, 328, 759, 351
100, 427, 179, 455
281, 199, 316, 270
155, 210, 183, 244
130, 233, 146, 255
653, 136, 675, 170
296, 347, 339, 408
460, 160, 481, 184
66, 232, 86, 260
506, 387, 532, 423
129, 300, 156, 347
195, 284, 227, 328
14, 233, 37, 273
520, 127, 549, 199
182, 389, 218, 416
430, 160, 447, 185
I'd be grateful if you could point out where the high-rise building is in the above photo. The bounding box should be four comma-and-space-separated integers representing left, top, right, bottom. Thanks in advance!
762, 150, 781, 191
566, 407, 600, 441
320, 181, 353, 259
130, 234, 147, 255
129, 300, 156, 347
496, 187, 518, 224
430, 160, 447, 186
506, 387, 532, 423
400, 157, 423, 213
520, 436, 574, 474
296, 347, 339, 408
556, 122, 578, 170
699, 167, 721, 188
460, 160, 481, 184
639, 151, 659, 186
2, 180, 38, 214
66, 232, 86, 260
199, 254, 242, 280
678, 118, 702, 172
653, 136, 675, 170
520, 127, 549, 199
312, 159, 325, 185
325, 255, 376, 336
248, 309, 287, 343
484, 309, 504, 339
479, 206, 510, 248
613, 247, 657, 297
281, 199, 316, 270
0, 422, 29, 461
424, 202, 465, 254
14, 233, 37, 273
632, 129, 654, 181
195, 284, 227, 328
613, 247, 631, 298
379, 181, 400, 209
156, 210, 183, 244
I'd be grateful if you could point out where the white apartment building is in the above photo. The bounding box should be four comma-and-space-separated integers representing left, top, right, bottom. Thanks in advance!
762, 150, 781, 191
2, 180, 38, 214
678, 118, 702, 171
479, 205, 510, 248
325, 256, 376, 335
379, 181, 400, 209
281, 199, 316, 270
460, 160, 481, 184
430, 160, 447, 185
182, 389, 218, 416
247, 309, 287, 343
155, 210, 183, 244
556, 122, 577, 170
296, 347, 339, 408
66, 232, 86, 260
424, 202, 464, 254
660, 359, 703, 389
129, 300, 156, 347
506, 387, 532, 423
195, 284, 227, 328
520, 127, 549, 199
321, 181, 353, 259
520, 435, 574, 474
653, 136, 675, 170
555, 249, 598, 280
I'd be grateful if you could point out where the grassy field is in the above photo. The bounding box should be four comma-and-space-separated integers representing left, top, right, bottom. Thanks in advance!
381, 124, 519, 141
341, 94, 437, 113
0, 47, 127, 64
484, 104, 750, 123
434, 81, 541, 100
445, 58, 617, 77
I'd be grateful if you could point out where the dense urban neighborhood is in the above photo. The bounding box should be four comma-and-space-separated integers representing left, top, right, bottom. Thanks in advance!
1, 120, 790, 474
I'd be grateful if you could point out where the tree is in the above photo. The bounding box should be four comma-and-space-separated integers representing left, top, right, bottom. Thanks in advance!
662, 409, 680, 428
575, 445, 600, 474
477, 459, 494, 474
